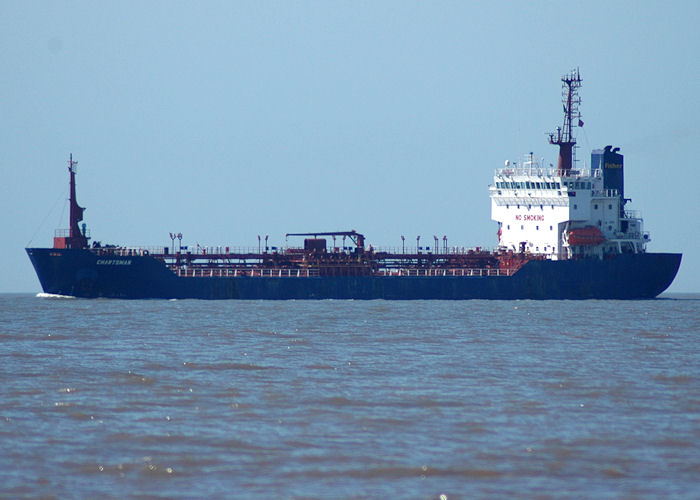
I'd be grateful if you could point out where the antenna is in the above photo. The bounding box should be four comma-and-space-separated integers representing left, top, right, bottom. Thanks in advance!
548, 68, 582, 173
68, 153, 78, 173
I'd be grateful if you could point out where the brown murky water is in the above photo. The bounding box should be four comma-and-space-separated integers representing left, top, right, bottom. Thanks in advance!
1, 294, 698, 498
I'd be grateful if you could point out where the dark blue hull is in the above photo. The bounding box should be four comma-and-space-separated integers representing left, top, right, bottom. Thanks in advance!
26, 248, 681, 299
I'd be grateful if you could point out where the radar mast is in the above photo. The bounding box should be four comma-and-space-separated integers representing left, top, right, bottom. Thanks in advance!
548, 68, 582, 173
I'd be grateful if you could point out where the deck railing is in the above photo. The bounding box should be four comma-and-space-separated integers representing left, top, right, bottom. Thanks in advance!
91, 245, 501, 258
175, 268, 319, 278
172, 267, 515, 278
375, 268, 515, 277
495, 167, 598, 178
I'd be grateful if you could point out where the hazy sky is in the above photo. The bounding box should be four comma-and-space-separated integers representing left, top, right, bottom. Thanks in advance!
1, 1, 698, 293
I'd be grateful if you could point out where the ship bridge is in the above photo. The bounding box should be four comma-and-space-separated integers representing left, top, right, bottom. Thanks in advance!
489, 71, 649, 260
490, 151, 648, 259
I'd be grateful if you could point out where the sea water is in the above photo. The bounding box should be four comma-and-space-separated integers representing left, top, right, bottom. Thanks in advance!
0, 294, 698, 499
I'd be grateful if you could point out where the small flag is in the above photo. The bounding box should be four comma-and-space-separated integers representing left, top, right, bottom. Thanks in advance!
578, 119, 584, 127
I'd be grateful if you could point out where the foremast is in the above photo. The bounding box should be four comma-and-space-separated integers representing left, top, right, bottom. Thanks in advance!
54, 154, 89, 249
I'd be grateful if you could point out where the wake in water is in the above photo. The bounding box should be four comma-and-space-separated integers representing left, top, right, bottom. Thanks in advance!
36, 292, 75, 299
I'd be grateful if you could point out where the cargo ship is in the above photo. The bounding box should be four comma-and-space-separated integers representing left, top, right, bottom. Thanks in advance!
26, 70, 681, 299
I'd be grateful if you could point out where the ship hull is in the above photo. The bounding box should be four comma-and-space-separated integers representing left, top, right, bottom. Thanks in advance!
26, 248, 681, 300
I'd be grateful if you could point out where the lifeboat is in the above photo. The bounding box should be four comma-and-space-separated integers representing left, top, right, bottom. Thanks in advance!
567, 226, 605, 246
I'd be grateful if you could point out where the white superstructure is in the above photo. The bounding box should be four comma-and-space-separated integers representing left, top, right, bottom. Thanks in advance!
489, 70, 650, 261
490, 150, 649, 260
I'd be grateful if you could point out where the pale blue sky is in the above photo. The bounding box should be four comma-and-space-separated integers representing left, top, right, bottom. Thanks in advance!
2, 1, 698, 293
